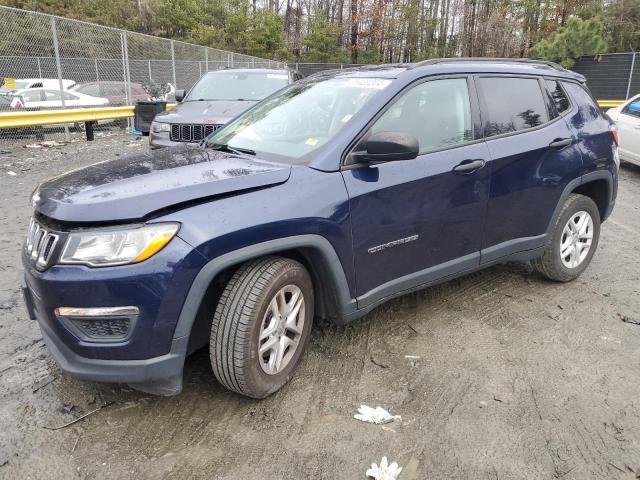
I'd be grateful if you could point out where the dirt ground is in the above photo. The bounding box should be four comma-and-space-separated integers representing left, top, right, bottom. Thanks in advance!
1, 134, 639, 480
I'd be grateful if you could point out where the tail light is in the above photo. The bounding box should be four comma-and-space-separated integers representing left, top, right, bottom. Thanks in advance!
610, 125, 619, 146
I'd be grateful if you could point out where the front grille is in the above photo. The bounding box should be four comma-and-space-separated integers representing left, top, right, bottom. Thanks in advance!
170, 123, 222, 142
25, 217, 60, 269
72, 317, 131, 339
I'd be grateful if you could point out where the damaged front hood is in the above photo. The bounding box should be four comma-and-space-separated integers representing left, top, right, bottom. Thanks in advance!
34, 144, 291, 223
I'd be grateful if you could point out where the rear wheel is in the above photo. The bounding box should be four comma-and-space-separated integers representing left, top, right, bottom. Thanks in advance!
532, 193, 600, 282
210, 256, 314, 398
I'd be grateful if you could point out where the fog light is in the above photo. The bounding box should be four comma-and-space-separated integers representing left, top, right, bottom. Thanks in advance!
54, 306, 139, 342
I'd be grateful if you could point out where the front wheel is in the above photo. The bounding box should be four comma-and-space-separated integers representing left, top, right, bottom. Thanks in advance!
532, 193, 601, 282
210, 256, 314, 398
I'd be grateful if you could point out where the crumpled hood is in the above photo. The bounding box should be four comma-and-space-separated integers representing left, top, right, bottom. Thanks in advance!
34, 145, 291, 223
154, 100, 257, 125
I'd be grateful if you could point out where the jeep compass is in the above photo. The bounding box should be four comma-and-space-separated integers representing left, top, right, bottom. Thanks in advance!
21, 59, 618, 398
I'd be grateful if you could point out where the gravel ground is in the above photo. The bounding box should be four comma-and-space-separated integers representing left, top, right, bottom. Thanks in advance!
1, 134, 640, 479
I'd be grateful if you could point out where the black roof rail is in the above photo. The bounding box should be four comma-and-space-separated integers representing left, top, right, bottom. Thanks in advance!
411, 57, 568, 72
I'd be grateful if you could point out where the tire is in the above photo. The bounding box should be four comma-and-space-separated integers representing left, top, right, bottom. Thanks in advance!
210, 256, 314, 398
532, 193, 601, 282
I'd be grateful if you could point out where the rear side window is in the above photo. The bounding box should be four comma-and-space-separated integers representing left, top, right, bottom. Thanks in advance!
622, 100, 640, 119
479, 77, 549, 137
545, 80, 570, 115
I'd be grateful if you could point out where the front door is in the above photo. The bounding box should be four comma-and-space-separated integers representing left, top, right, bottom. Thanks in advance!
617, 99, 640, 164
342, 77, 491, 306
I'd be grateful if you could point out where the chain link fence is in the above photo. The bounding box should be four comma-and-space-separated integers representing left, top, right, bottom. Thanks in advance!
0, 6, 284, 145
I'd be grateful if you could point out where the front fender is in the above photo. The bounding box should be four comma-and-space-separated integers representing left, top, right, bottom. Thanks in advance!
172, 235, 357, 341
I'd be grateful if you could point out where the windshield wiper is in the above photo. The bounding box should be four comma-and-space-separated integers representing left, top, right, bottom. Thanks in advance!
208, 143, 256, 156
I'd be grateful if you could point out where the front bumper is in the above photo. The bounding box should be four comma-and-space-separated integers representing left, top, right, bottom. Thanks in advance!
21, 266, 190, 395
19, 234, 207, 395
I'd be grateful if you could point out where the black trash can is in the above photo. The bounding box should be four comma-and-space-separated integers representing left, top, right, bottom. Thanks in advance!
134, 101, 166, 135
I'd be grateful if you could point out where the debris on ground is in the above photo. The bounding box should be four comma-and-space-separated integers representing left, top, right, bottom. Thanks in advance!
42, 402, 113, 430
354, 405, 401, 425
6, 171, 16, 176
404, 355, 420, 360
618, 313, 640, 326
24, 141, 66, 149
366, 456, 402, 480
370, 355, 389, 369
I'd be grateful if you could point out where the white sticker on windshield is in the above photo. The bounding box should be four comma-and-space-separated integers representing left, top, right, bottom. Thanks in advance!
267, 74, 288, 79
344, 78, 391, 89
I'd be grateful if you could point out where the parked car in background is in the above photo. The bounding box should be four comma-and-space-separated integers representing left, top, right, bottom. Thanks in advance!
71, 81, 149, 106
21, 59, 617, 399
607, 94, 640, 166
0, 78, 76, 91
149, 68, 303, 148
12, 88, 109, 109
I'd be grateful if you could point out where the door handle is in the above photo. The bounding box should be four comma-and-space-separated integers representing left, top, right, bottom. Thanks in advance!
549, 138, 573, 149
453, 159, 485, 173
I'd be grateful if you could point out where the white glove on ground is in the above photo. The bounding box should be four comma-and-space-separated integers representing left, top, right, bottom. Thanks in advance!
354, 405, 401, 424
366, 456, 402, 480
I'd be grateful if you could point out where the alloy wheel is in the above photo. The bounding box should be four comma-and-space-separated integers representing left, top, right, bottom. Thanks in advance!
560, 210, 594, 269
258, 285, 306, 375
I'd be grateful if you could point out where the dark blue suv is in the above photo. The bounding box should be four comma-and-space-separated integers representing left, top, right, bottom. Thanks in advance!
21, 59, 618, 398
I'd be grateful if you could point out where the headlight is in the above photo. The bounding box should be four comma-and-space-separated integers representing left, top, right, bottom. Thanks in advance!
151, 121, 171, 133
60, 223, 179, 267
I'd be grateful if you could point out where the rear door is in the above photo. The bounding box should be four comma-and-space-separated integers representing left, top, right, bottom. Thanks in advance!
477, 76, 583, 263
342, 76, 491, 305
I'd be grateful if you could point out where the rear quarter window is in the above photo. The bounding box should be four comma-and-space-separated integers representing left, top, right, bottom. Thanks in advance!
479, 77, 549, 137
545, 80, 571, 115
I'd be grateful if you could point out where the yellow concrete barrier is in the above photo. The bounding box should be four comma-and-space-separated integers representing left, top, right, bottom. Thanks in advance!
597, 100, 624, 108
0, 103, 176, 129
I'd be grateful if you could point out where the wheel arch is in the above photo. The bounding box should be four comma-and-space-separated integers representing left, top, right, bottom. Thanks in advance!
546, 170, 614, 235
175, 235, 357, 356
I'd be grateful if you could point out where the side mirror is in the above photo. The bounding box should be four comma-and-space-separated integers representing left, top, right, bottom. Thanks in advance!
175, 89, 186, 102
353, 131, 419, 163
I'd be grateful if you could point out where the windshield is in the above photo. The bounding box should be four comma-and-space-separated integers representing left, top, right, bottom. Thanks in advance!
186, 71, 289, 101
206, 77, 392, 163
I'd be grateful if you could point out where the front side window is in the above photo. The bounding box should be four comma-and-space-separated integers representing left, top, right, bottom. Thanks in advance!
480, 77, 549, 137
368, 78, 473, 152
43, 90, 61, 101
545, 80, 571, 115
187, 71, 290, 102
622, 99, 640, 119
206, 77, 391, 163
103, 84, 126, 96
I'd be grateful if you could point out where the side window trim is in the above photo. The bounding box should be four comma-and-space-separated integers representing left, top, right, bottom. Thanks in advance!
341, 74, 482, 168
476, 74, 562, 141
